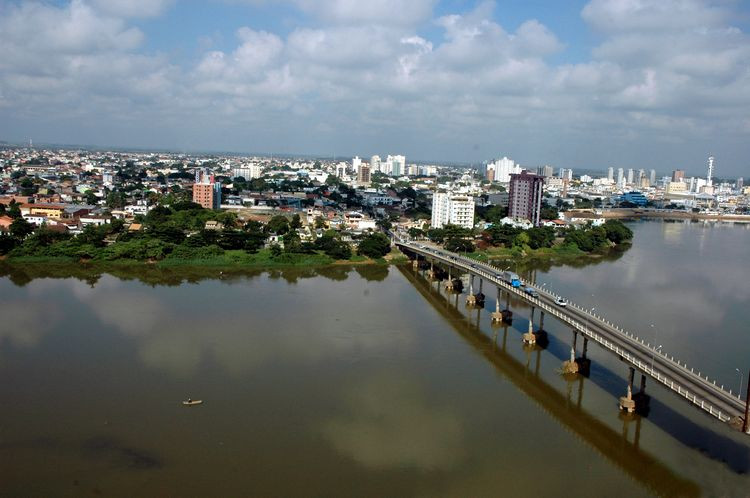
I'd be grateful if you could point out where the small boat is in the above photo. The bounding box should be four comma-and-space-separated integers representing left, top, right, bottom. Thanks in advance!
182, 399, 203, 406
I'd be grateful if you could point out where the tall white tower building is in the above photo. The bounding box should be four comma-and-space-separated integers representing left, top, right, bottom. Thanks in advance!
607, 167, 614, 181
707, 156, 715, 186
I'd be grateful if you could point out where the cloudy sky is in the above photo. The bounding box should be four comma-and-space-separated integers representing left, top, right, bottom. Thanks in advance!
1, 0, 749, 176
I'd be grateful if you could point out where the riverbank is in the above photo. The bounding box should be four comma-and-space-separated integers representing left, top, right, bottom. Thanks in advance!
0, 247, 409, 270
461, 242, 630, 270
567, 208, 750, 223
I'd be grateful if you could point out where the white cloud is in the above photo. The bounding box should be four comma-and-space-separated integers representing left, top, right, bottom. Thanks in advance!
1, 0, 749, 171
89, 0, 175, 18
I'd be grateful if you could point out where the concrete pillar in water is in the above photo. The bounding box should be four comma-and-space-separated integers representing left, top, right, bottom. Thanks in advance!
539, 311, 545, 331
619, 367, 637, 413
491, 288, 503, 323
466, 275, 476, 306
522, 320, 537, 345
562, 330, 580, 374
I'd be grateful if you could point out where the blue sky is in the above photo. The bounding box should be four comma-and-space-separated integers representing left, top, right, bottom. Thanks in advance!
1, 0, 749, 177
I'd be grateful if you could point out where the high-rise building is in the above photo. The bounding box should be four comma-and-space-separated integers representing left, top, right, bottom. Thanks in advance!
370, 155, 381, 173
489, 156, 520, 183
508, 171, 545, 226
537, 165, 554, 178
486, 163, 496, 182
649, 169, 656, 185
193, 169, 221, 209
336, 163, 347, 178
431, 192, 475, 229
386, 155, 405, 176
672, 169, 685, 182
707, 156, 715, 186
616, 168, 624, 186
607, 167, 614, 181
737, 177, 744, 190
357, 162, 371, 185
352, 156, 361, 172
627, 168, 634, 185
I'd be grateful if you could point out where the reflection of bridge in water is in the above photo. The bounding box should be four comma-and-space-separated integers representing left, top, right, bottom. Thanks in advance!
397, 265, 701, 497
397, 241, 750, 434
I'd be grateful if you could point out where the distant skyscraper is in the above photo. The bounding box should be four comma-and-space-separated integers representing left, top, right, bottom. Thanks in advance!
370, 155, 381, 173
616, 168, 624, 186
386, 155, 405, 176
357, 161, 371, 185
542, 165, 554, 178
607, 167, 614, 181
707, 156, 715, 186
193, 168, 221, 209
627, 168, 634, 185
672, 169, 685, 182
508, 171, 545, 226
737, 177, 744, 190
352, 156, 361, 172
649, 169, 656, 185
488, 157, 519, 183
486, 163, 496, 182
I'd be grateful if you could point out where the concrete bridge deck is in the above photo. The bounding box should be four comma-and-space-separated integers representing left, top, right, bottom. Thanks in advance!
396, 240, 748, 431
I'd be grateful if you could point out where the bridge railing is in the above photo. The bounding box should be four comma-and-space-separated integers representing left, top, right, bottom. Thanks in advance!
399, 241, 744, 421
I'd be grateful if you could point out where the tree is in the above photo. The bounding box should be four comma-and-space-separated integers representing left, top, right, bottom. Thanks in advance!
266, 215, 290, 235
8, 201, 21, 219
526, 226, 555, 249
106, 191, 127, 209
445, 237, 474, 253
10, 218, 33, 239
290, 213, 302, 229
84, 190, 98, 205
314, 216, 327, 229
603, 219, 633, 244
357, 232, 391, 259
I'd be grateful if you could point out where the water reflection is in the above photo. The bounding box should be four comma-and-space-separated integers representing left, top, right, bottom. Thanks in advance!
320, 371, 465, 470
399, 265, 701, 497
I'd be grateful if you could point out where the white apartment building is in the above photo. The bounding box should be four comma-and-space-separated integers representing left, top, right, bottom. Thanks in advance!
431, 192, 475, 229
231, 164, 264, 180
487, 156, 521, 183
385, 155, 406, 176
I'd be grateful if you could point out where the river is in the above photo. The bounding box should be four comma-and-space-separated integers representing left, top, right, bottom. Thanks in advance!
0, 219, 748, 496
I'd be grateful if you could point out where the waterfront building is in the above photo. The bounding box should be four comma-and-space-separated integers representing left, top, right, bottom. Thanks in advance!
619, 191, 648, 206
431, 192, 475, 229
508, 170, 545, 226
193, 169, 221, 209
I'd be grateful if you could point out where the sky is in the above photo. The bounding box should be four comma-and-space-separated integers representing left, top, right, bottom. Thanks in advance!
0, 0, 749, 177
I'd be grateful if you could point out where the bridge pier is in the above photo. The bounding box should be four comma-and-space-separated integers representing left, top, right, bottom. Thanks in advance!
427, 261, 436, 280
562, 331, 580, 374
492, 289, 512, 324
632, 374, 651, 415
466, 275, 476, 306
539, 311, 545, 331
444, 267, 454, 290
619, 367, 637, 414
412, 258, 419, 270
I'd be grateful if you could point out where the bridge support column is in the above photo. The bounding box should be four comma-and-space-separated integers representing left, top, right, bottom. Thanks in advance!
428, 261, 436, 280
444, 267, 454, 291
522, 320, 537, 345
412, 258, 419, 270
491, 289, 504, 323
539, 311, 545, 332
562, 331, 580, 374
619, 367, 637, 413
466, 276, 476, 306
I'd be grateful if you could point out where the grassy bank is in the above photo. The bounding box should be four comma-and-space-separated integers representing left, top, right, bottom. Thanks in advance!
459, 242, 630, 270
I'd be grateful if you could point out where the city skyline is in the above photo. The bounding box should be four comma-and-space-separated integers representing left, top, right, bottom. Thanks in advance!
1, 0, 750, 176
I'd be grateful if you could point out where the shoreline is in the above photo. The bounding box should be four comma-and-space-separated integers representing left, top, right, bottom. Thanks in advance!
566, 208, 750, 223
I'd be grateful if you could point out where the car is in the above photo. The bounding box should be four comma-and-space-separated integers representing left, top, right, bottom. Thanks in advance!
524, 286, 539, 298
555, 297, 567, 307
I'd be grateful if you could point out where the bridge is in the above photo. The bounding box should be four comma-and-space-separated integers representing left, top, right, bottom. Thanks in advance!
395, 239, 750, 434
